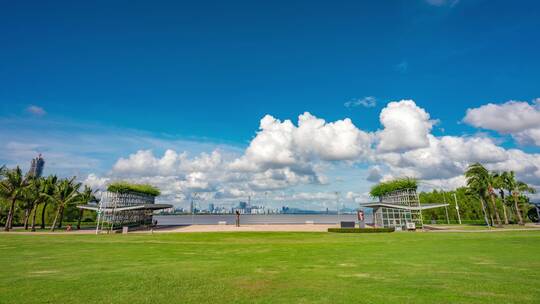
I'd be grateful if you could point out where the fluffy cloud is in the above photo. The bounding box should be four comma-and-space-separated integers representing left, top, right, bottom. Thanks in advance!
83, 173, 109, 190
230, 112, 372, 171
377, 100, 436, 152
369, 100, 540, 189
463, 99, 540, 146
425, 0, 459, 7
110, 150, 227, 191
487, 149, 540, 185
294, 113, 372, 161
514, 129, 540, 146
84, 112, 375, 206
26, 105, 46, 116
344, 96, 377, 108
378, 135, 509, 181
112, 149, 224, 177
69, 100, 540, 207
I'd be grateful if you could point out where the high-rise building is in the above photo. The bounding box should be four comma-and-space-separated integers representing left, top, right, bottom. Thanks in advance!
28, 154, 45, 178
208, 203, 215, 213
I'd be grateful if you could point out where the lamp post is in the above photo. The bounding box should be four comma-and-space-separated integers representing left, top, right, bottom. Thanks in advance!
191, 192, 198, 225
264, 191, 269, 215
442, 192, 450, 224
453, 193, 462, 225
335, 191, 340, 225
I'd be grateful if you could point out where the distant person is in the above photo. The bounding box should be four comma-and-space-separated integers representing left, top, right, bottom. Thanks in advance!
66, 224, 72, 232
235, 210, 240, 227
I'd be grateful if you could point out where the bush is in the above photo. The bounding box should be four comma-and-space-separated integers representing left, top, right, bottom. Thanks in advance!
328, 228, 395, 233
107, 182, 161, 196
370, 177, 417, 198
528, 207, 539, 222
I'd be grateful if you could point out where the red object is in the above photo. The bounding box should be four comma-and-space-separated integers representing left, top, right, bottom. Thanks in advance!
357, 210, 364, 221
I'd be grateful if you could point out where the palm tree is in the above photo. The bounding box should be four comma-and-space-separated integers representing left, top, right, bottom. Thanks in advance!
493, 172, 509, 225
487, 173, 504, 227
39, 176, 57, 229
465, 163, 503, 227
29, 176, 57, 231
0, 167, 28, 231
503, 171, 536, 225
77, 185, 97, 229
46, 178, 81, 232
21, 177, 41, 230
465, 183, 490, 227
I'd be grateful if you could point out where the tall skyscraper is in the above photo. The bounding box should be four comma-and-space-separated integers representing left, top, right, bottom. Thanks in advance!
28, 154, 45, 178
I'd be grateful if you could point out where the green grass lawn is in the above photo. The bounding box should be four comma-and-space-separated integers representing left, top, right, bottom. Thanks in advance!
427, 224, 540, 230
1, 231, 540, 304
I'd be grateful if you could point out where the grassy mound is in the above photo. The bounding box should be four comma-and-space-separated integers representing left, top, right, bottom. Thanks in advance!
107, 182, 161, 196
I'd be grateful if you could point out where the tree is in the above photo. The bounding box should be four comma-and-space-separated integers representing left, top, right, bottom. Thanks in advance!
29, 175, 57, 231
493, 172, 510, 225
21, 177, 42, 230
465, 163, 503, 227
528, 206, 539, 223
46, 178, 81, 232
465, 186, 490, 226
0, 167, 28, 231
503, 171, 536, 225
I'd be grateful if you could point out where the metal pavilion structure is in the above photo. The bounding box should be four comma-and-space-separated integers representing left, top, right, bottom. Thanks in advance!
78, 191, 172, 233
359, 188, 448, 230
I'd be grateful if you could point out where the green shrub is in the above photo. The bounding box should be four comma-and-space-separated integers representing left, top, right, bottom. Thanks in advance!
107, 182, 161, 196
328, 228, 395, 233
369, 177, 417, 197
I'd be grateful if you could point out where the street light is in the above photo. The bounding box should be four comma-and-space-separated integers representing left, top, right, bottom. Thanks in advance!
264, 191, 269, 215
453, 193, 462, 225
191, 192, 199, 225
335, 191, 341, 224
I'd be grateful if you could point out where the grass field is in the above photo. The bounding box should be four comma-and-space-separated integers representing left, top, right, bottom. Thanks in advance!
1, 231, 540, 304
427, 224, 540, 230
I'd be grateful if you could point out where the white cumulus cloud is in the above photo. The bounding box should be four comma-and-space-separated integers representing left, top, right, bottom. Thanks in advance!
377, 100, 436, 152
230, 112, 372, 172
18, 99, 538, 209
463, 99, 540, 146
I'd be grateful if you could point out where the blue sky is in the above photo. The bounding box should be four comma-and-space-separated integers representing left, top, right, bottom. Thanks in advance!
1, 0, 540, 208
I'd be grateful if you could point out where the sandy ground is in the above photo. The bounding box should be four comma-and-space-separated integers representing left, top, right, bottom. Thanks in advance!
137, 224, 340, 233
0, 224, 340, 234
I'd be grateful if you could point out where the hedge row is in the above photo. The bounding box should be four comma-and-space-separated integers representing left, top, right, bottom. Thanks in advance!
328, 228, 395, 233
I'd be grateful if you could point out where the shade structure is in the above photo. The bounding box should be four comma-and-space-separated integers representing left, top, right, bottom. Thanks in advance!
77, 191, 172, 232
359, 188, 448, 229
